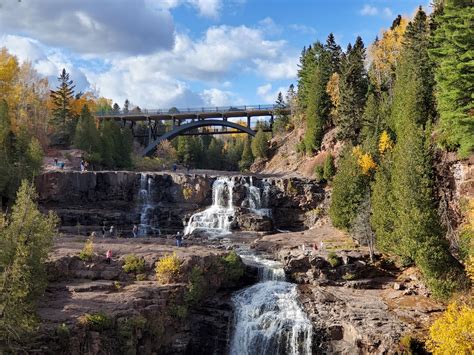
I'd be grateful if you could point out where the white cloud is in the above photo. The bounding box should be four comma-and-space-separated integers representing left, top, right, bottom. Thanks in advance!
256, 83, 287, 104
360, 4, 394, 18
0, 0, 175, 55
360, 4, 379, 16
187, 0, 222, 19
258, 17, 282, 35
200, 88, 243, 106
289, 24, 317, 36
253, 56, 298, 80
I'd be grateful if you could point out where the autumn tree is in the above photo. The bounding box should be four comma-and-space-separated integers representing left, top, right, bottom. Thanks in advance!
50, 68, 76, 144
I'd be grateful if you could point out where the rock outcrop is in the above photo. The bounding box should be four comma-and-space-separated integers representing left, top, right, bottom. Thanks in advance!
36, 171, 324, 235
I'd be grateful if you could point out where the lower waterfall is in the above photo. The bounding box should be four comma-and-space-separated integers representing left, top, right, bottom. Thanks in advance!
229, 253, 313, 355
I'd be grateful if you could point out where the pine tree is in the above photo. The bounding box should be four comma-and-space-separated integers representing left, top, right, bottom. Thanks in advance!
207, 138, 224, 170
329, 147, 369, 230
239, 137, 254, 171
323, 154, 336, 181
430, 0, 474, 157
251, 127, 269, 159
0, 181, 58, 342
123, 99, 130, 114
112, 103, 120, 113
0, 101, 12, 202
273, 91, 289, 133
325, 33, 342, 73
50, 68, 76, 144
337, 37, 368, 144
303, 42, 332, 153
74, 105, 102, 163
297, 45, 315, 110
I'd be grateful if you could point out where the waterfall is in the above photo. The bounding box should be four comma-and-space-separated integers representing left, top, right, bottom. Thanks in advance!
184, 177, 235, 236
245, 177, 271, 217
230, 254, 313, 355
137, 173, 159, 236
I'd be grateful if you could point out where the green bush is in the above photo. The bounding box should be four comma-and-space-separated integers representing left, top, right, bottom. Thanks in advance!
78, 238, 94, 261
314, 164, 325, 182
327, 252, 342, 267
122, 254, 145, 274
323, 154, 336, 181
78, 312, 112, 331
185, 267, 207, 306
222, 251, 245, 283
342, 272, 356, 280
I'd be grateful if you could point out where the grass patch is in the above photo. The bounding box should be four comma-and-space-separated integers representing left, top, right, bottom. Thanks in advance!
77, 312, 112, 331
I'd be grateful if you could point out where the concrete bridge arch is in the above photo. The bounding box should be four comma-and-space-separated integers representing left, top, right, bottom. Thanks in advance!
142, 119, 256, 156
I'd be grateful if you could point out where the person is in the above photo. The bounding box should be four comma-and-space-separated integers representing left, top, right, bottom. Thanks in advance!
172, 163, 177, 172
176, 231, 183, 247
80, 159, 85, 172
132, 224, 138, 238
90, 231, 97, 239
105, 249, 112, 264
101, 223, 107, 238
54, 158, 58, 167
109, 225, 115, 238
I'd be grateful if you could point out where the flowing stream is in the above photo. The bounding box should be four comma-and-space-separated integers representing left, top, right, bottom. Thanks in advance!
229, 252, 313, 355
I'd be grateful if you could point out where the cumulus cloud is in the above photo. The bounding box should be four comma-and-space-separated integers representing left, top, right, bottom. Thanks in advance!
0, 0, 175, 55
360, 4, 394, 18
187, 0, 222, 18
200, 88, 243, 106
256, 83, 287, 103
289, 24, 317, 36
253, 56, 299, 80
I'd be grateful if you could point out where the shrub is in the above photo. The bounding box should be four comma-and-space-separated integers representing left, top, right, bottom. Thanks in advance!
342, 272, 356, 280
171, 305, 188, 320
79, 238, 94, 261
122, 254, 145, 274
182, 186, 193, 200
327, 252, 342, 267
427, 301, 474, 354
185, 267, 207, 306
314, 164, 325, 182
77, 312, 112, 331
155, 253, 181, 284
113, 281, 122, 290
56, 323, 70, 338
136, 273, 147, 281
222, 251, 245, 283
323, 154, 336, 181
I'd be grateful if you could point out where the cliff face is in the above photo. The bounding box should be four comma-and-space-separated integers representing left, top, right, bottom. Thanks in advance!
35, 171, 324, 235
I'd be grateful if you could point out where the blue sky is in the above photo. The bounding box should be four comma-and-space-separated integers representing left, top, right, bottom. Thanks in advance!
0, 0, 428, 109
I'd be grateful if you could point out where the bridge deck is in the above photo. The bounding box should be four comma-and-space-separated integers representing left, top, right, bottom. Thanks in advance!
95, 104, 289, 121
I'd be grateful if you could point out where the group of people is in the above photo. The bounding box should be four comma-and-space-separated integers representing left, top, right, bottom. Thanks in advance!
80, 159, 89, 172
53, 158, 65, 169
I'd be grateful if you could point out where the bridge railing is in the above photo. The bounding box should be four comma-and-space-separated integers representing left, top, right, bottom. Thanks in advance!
95, 104, 288, 117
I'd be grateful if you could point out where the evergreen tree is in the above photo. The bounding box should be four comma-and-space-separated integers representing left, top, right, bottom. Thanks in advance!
323, 154, 336, 181
360, 90, 391, 152
0, 101, 13, 203
296, 45, 315, 109
50, 68, 76, 144
329, 147, 369, 230
430, 0, 474, 157
239, 137, 254, 171
251, 127, 269, 159
337, 37, 368, 144
303, 42, 332, 153
224, 138, 244, 171
206, 138, 224, 170
0, 181, 58, 343
112, 103, 120, 113
123, 99, 130, 114
273, 91, 289, 133
74, 105, 102, 163
325, 33, 342, 73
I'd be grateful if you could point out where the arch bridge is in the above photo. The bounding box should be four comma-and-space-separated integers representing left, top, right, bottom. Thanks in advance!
95, 104, 290, 156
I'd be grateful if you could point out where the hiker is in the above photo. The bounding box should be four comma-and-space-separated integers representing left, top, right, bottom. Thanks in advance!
105, 249, 112, 264
101, 223, 107, 238
176, 231, 183, 247
90, 231, 97, 239
172, 163, 177, 172
54, 158, 58, 167
80, 159, 85, 172
109, 225, 115, 238
132, 224, 138, 238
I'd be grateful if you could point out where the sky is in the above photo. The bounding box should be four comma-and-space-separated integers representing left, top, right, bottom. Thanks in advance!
0, 0, 429, 110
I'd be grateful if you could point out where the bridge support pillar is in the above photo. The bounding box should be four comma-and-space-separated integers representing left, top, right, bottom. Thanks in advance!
247, 115, 251, 129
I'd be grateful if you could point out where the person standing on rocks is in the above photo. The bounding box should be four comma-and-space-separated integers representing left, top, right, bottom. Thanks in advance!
132, 224, 138, 238
176, 231, 183, 247
101, 223, 107, 238
109, 225, 115, 238
105, 249, 112, 264
80, 159, 85, 172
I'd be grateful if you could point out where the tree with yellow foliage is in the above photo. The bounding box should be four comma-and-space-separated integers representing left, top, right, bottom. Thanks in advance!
427, 300, 474, 354
378, 130, 393, 154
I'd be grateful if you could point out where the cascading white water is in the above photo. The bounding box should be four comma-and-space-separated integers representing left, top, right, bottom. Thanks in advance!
137, 173, 159, 236
184, 177, 235, 236
229, 254, 313, 355
245, 177, 271, 217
